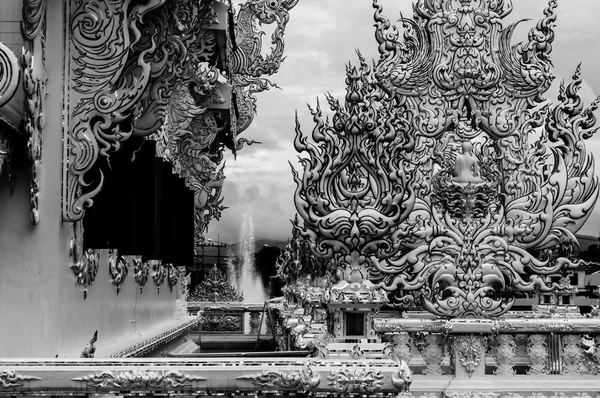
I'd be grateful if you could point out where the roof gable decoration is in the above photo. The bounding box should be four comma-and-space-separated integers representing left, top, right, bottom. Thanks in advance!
292, 0, 600, 317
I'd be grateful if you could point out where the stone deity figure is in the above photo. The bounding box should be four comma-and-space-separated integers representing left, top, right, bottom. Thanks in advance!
452, 141, 483, 184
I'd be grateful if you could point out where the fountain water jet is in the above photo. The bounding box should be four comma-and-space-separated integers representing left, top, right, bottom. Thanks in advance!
237, 214, 267, 303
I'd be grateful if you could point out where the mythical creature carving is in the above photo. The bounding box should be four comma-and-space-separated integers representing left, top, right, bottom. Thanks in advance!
237, 361, 320, 391
292, 0, 599, 317
72, 370, 205, 389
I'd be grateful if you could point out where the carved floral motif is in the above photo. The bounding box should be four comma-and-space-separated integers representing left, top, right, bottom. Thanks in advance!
237, 362, 320, 391
456, 335, 484, 377
327, 368, 383, 393
72, 370, 205, 389
200, 314, 243, 332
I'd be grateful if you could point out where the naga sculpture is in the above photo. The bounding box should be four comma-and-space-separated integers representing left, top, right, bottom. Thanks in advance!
292, 0, 599, 317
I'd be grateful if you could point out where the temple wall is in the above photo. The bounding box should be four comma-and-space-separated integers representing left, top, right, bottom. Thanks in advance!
0, 1, 178, 358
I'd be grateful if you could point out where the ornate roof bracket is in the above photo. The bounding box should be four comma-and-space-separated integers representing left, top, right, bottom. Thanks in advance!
292, 0, 600, 318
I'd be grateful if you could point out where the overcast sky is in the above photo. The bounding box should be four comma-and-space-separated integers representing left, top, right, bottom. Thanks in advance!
209, 0, 600, 244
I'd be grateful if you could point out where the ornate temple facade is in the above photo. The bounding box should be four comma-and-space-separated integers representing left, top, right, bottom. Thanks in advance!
1, 0, 600, 397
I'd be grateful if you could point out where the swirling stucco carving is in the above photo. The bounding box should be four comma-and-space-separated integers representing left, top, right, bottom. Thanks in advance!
229, 0, 298, 141
0, 43, 20, 108
0, 370, 41, 389
237, 361, 320, 391
69, 221, 100, 299
72, 370, 205, 389
292, 0, 599, 317
108, 249, 129, 294
63, 0, 166, 221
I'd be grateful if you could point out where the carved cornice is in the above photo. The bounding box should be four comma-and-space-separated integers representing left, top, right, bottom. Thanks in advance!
72, 370, 205, 389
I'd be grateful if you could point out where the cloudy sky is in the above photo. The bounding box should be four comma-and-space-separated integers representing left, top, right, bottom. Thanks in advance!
209, 0, 600, 244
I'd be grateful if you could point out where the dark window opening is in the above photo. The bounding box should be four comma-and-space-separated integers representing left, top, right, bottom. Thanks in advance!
345, 312, 365, 336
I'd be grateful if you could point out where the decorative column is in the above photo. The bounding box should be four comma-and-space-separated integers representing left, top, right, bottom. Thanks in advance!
493, 334, 516, 375
527, 334, 549, 375
561, 334, 584, 375
416, 334, 445, 376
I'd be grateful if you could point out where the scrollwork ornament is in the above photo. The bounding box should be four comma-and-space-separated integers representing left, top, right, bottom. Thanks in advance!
0, 42, 20, 108
108, 250, 128, 294
72, 370, 205, 389
0, 370, 41, 389
132, 256, 149, 294
63, 0, 167, 221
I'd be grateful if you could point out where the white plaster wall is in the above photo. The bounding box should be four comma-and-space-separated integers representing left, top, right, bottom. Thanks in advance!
0, 1, 177, 358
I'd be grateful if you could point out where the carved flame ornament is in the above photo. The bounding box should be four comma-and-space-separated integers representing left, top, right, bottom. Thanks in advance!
292, 0, 599, 317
